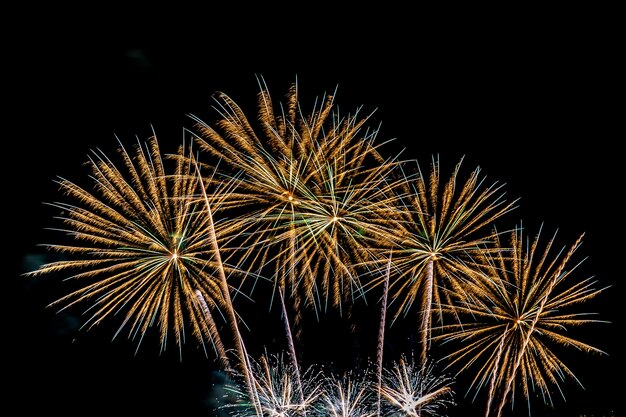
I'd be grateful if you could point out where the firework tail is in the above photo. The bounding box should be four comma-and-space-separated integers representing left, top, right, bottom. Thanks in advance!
278, 286, 306, 412
376, 251, 392, 417
289, 230, 304, 403
193, 158, 262, 416
195, 289, 232, 372
420, 257, 435, 366
484, 323, 510, 417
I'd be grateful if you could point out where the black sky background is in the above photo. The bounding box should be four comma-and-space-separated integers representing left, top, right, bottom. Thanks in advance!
8, 7, 622, 416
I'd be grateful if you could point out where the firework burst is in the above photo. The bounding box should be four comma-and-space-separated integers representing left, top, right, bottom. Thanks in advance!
191, 77, 404, 317
25, 134, 241, 361
222, 351, 324, 417
377, 155, 518, 364
433, 223, 608, 416
378, 355, 455, 417
318, 368, 376, 417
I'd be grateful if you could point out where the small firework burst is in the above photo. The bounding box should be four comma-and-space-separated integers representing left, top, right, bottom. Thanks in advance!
317, 368, 377, 417
221, 352, 324, 416
378, 355, 455, 417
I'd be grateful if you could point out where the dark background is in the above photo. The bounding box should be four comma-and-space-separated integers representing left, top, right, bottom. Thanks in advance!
8, 6, 622, 416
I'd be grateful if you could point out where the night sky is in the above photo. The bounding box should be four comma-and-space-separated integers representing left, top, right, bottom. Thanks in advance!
9, 7, 622, 416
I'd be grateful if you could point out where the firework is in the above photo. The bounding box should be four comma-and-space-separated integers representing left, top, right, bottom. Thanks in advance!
188, 77, 407, 397
25, 134, 242, 361
376, 155, 518, 365
433, 224, 608, 416
190, 77, 405, 317
377, 355, 455, 417
222, 351, 324, 416
317, 368, 376, 417
24, 78, 611, 417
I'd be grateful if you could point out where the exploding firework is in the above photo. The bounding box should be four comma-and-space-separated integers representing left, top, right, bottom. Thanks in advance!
25, 78, 611, 417
221, 351, 324, 416
24, 134, 243, 362
318, 368, 376, 417
375, 155, 518, 364
377, 355, 455, 417
191, 77, 405, 317
433, 224, 608, 416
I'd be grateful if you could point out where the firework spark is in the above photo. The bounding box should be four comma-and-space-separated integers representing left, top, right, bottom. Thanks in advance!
433, 224, 608, 416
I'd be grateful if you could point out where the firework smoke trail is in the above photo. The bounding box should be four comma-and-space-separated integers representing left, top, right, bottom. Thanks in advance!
25, 134, 244, 359
377, 355, 455, 417
382, 155, 518, 365
432, 224, 608, 417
